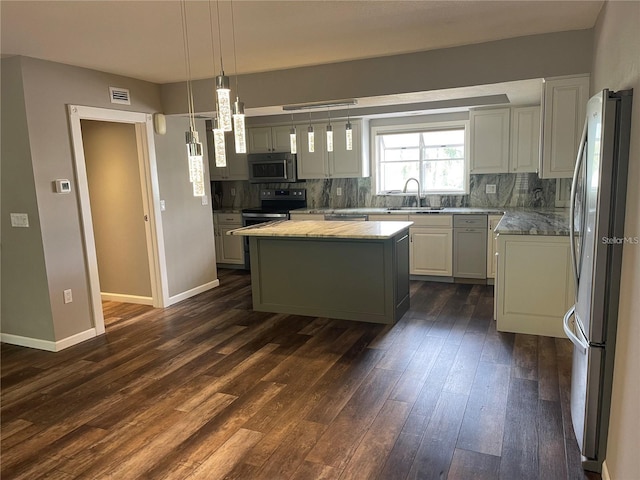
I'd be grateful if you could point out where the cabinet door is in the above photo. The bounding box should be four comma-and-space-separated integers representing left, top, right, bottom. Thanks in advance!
296, 126, 328, 179
248, 127, 273, 153
410, 227, 452, 276
540, 75, 590, 178
496, 235, 574, 337
224, 132, 248, 180
330, 121, 362, 178
219, 225, 244, 264
487, 215, 503, 279
470, 108, 510, 174
213, 225, 222, 261
453, 228, 487, 279
271, 126, 292, 152
510, 106, 540, 173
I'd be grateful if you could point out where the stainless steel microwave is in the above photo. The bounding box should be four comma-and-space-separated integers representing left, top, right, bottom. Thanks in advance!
247, 153, 298, 183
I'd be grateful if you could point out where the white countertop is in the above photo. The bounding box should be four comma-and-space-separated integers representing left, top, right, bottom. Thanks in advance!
228, 220, 413, 239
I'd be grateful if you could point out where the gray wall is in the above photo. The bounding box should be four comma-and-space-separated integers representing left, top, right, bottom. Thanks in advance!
161, 29, 593, 115
591, 1, 640, 478
82, 120, 152, 297
1, 57, 55, 341
154, 116, 217, 297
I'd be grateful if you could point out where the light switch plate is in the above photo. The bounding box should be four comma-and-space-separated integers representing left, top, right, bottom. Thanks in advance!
10, 213, 29, 227
486, 184, 497, 194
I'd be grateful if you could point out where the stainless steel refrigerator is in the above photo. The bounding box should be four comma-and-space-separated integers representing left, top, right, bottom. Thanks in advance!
563, 89, 633, 473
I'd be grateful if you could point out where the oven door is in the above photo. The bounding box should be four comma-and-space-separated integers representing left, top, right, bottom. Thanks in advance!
241, 213, 289, 269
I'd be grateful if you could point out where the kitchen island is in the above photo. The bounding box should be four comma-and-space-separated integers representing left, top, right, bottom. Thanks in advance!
228, 220, 412, 324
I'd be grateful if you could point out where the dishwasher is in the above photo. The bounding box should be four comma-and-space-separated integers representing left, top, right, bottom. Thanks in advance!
324, 213, 368, 221
453, 215, 487, 279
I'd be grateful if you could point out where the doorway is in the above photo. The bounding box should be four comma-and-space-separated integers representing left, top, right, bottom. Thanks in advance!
68, 106, 168, 335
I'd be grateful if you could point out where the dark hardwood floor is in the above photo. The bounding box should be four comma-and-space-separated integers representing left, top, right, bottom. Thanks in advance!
1, 269, 600, 480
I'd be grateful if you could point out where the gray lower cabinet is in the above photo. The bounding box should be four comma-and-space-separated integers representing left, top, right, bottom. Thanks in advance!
453, 215, 487, 279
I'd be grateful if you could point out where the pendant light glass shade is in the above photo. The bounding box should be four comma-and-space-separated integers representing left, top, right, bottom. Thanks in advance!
232, 99, 246, 153
290, 127, 297, 154
185, 129, 205, 196
326, 124, 334, 152
212, 118, 227, 167
307, 125, 315, 153
345, 121, 353, 151
216, 74, 232, 132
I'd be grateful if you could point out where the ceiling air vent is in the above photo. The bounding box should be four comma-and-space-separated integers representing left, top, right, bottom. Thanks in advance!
109, 86, 131, 105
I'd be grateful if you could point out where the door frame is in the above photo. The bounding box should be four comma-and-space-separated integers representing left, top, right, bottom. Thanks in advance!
68, 105, 169, 335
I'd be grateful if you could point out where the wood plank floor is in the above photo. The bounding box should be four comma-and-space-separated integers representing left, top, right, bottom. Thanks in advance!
1, 269, 601, 480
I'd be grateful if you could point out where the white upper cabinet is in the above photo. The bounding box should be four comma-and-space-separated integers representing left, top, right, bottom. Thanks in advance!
539, 75, 590, 179
510, 106, 540, 173
208, 130, 248, 181
247, 125, 291, 153
297, 119, 369, 179
470, 108, 511, 174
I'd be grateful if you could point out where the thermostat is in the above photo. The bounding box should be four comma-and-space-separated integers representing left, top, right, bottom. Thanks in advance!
55, 179, 71, 193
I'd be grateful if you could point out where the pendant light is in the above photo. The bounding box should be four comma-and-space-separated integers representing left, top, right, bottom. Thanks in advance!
214, 0, 232, 132
326, 109, 334, 153
212, 117, 227, 167
230, 0, 246, 153
181, 0, 205, 196
345, 107, 353, 151
307, 113, 315, 153
289, 114, 297, 154
207, 0, 226, 167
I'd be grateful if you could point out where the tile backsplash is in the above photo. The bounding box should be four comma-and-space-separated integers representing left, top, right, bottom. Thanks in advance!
212, 173, 557, 210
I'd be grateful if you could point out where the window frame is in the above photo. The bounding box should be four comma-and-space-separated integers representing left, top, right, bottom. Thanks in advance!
371, 120, 470, 196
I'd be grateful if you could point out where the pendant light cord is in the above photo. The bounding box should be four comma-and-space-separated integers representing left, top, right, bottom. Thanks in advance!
216, 0, 224, 73
230, 0, 240, 98
180, 0, 196, 132
208, 1, 217, 79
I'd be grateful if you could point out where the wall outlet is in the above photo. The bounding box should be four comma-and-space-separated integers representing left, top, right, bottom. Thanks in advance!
336, 187, 343, 196
63, 289, 73, 304
201, 195, 209, 206
486, 184, 497, 194
160, 200, 166, 211
231, 188, 236, 196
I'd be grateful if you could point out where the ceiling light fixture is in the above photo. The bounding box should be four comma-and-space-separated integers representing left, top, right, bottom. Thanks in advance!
289, 113, 297, 154
283, 99, 358, 111
307, 113, 314, 153
181, 0, 205, 197
230, 0, 246, 153
345, 106, 353, 151
326, 109, 334, 153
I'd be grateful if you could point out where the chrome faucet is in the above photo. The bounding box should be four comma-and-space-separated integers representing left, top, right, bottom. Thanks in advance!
403, 177, 421, 207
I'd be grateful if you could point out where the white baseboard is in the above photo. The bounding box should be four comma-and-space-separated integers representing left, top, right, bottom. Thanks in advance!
101, 292, 153, 305
1, 328, 97, 352
602, 460, 611, 480
166, 279, 220, 306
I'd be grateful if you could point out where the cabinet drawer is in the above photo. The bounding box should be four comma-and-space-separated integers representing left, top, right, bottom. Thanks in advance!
453, 215, 487, 228
409, 214, 452, 227
215, 213, 242, 225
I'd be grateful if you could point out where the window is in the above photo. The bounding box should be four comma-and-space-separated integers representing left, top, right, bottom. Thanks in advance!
373, 121, 469, 195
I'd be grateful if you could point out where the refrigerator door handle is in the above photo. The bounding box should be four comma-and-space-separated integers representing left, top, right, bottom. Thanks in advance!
569, 119, 588, 298
563, 305, 588, 354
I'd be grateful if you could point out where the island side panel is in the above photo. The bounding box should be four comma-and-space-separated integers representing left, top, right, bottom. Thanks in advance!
249, 234, 407, 324
394, 231, 410, 320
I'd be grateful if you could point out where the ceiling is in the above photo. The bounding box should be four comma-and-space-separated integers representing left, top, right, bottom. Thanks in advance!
1, 0, 604, 114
